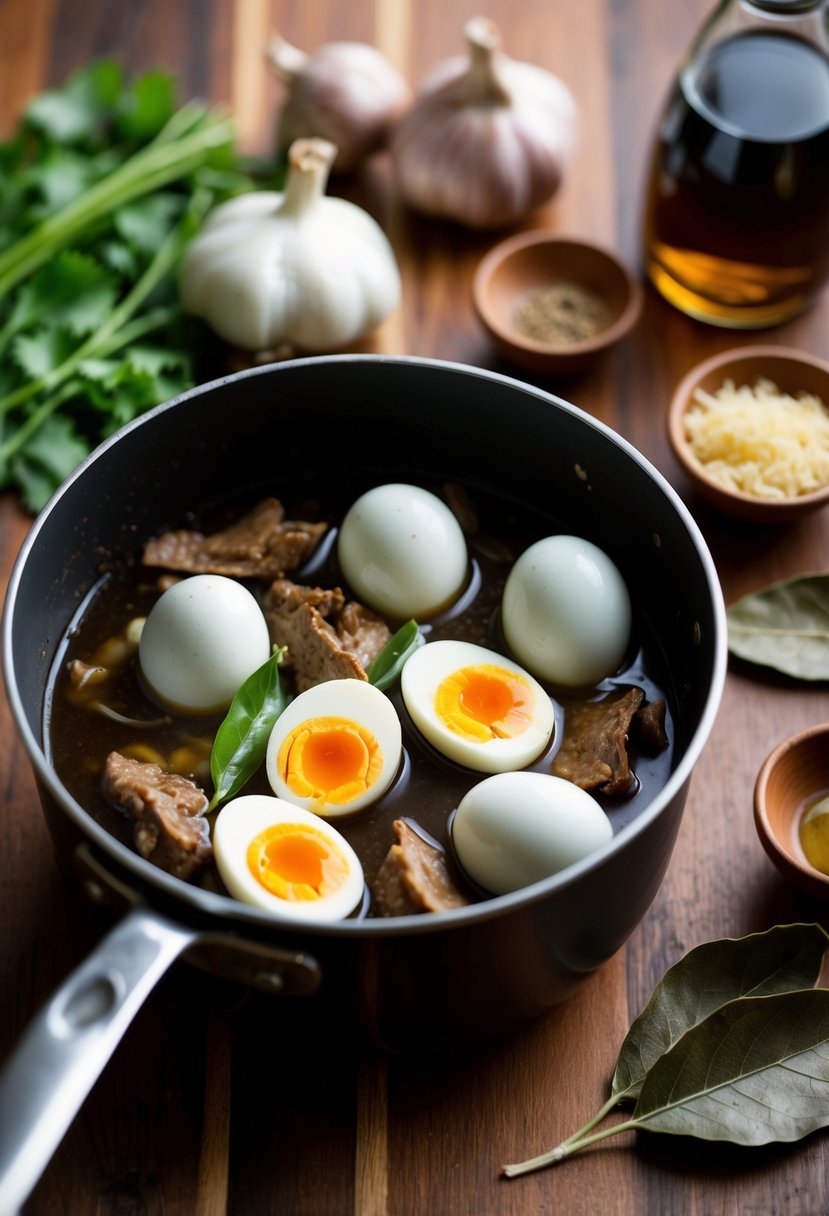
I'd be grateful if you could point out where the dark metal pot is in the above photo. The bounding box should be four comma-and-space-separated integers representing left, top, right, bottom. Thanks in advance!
0, 356, 727, 1210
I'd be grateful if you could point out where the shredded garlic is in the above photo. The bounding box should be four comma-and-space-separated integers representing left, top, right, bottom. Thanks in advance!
682, 377, 829, 499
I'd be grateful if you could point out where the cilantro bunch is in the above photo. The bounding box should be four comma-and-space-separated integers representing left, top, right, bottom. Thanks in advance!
0, 61, 250, 511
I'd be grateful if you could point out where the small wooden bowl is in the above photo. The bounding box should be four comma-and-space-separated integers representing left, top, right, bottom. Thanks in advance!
754, 723, 829, 901
472, 232, 643, 376
668, 345, 829, 524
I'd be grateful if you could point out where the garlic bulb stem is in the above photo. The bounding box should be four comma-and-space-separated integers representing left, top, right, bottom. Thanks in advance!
266, 31, 309, 82
280, 138, 336, 217
463, 17, 511, 106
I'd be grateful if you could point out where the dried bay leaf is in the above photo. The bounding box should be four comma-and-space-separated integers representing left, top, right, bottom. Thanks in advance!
612, 923, 829, 1102
503, 924, 829, 1178
633, 989, 829, 1145
727, 573, 829, 680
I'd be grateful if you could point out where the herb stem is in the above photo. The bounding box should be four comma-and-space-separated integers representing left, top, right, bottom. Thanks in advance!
0, 111, 233, 300
0, 306, 178, 464
502, 1116, 639, 1178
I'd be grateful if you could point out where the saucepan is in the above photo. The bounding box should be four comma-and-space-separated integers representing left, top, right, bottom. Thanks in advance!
0, 355, 727, 1211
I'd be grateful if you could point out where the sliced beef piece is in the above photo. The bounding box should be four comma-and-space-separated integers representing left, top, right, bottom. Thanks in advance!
635, 698, 669, 753
336, 601, 392, 671
101, 751, 212, 880
552, 686, 645, 797
264, 579, 391, 693
142, 498, 326, 580
373, 819, 470, 916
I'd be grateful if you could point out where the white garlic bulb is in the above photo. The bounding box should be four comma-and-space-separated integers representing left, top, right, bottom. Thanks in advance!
391, 16, 579, 229
179, 138, 401, 353
267, 31, 411, 174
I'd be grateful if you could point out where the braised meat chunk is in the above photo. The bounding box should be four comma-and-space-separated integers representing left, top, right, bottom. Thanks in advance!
552, 686, 647, 797
142, 498, 326, 580
373, 819, 470, 916
264, 579, 391, 692
101, 751, 212, 879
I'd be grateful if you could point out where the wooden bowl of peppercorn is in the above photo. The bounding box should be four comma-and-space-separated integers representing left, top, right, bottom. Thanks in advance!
473, 232, 643, 377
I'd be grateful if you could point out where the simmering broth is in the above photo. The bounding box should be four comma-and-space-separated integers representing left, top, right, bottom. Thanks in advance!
45, 478, 676, 914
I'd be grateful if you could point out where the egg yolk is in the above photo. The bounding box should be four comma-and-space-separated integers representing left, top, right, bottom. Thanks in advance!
435, 665, 533, 742
247, 823, 350, 901
277, 715, 383, 808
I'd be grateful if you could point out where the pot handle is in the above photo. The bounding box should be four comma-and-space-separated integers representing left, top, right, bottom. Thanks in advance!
0, 904, 196, 1215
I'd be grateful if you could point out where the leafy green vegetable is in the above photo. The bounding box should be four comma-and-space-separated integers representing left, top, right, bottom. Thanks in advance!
503, 923, 829, 1177
366, 619, 422, 691
0, 60, 259, 511
727, 574, 829, 681
208, 648, 289, 812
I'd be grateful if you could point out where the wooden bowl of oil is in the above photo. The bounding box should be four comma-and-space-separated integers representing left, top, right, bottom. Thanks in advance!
472, 232, 643, 377
754, 723, 829, 901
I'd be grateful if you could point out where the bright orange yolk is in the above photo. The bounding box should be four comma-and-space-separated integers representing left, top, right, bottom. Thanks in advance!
277, 715, 383, 808
435, 664, 533, 742
247, 823, 350, 901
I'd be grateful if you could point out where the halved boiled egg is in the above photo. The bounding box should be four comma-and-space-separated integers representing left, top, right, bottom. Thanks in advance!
213, 795, 364, 921
451, 771, 613, 895
266, 679, 402, 817
400, 640, 554, 773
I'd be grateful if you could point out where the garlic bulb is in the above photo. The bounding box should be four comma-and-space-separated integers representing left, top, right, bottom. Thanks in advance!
391, 16, 579, 229
267, 31, 411, 174
179, 138, 401, 353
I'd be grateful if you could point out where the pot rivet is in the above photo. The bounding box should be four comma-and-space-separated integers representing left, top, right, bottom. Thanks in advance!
255, 970, 285, 993
83, 880, 107, 906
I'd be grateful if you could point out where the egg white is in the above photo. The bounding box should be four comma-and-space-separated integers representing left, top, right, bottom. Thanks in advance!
452, 771, 613, 895
266, 678, 402, 816
213, 795, 364, 921
337, 483, 468, 619
400, 640, 554, 773
501, 535, 632, 687
138, 574, 271, 714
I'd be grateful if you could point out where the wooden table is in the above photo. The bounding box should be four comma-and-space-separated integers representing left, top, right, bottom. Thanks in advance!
1, 2, 828, 1213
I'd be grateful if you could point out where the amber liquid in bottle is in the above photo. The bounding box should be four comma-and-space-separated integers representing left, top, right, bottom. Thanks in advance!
644, 30, 829, 327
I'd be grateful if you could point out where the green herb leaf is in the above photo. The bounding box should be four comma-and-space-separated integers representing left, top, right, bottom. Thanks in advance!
727, 574, 829, 680
366, 619, 422, 691
208, 648, 289, 811
612, 923, 829, 1102
11, 413, 90, 512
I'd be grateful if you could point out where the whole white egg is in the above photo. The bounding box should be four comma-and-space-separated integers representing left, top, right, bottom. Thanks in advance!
501, 535, 632, 687
337, 483, 467, 619
214, 794, 364, 921
138, 574, 271, 714
452, 771, 613, 895
400, 639, 554, 773
266, 678, 402, 817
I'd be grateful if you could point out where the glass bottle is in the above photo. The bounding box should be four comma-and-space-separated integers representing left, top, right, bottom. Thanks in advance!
642, 0, 829, 327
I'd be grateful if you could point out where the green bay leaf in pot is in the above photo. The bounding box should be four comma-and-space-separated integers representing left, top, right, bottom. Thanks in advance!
727, 573, 829, 680
179, 137, 401, 352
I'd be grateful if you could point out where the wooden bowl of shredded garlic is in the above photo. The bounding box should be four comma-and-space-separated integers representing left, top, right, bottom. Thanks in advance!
668, 345, 829, 523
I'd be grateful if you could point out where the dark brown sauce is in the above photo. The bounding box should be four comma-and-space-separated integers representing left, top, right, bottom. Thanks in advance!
45, 483, 677, 912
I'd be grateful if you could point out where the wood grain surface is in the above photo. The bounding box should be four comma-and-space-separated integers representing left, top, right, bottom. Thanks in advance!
1, 2, 828, 1213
